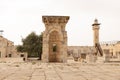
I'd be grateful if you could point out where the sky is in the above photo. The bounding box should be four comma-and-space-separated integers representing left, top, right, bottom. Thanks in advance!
0, 0, 120, 46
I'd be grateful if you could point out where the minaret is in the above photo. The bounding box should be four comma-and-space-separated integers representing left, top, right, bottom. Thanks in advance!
92, 19, 100, 46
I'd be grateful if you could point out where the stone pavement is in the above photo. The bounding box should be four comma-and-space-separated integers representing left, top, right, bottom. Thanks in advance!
0, 62, 120, 80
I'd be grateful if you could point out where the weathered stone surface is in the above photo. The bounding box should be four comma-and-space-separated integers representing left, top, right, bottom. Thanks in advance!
42, 16, 70, 62
0, 62, 120, 80
0, 36, 18, 58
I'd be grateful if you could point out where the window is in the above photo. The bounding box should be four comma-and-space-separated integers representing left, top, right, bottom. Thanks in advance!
9, 54, 12, 57
81, 54, 86, 59
20, 54, 24, 57
53, 44, 57, 52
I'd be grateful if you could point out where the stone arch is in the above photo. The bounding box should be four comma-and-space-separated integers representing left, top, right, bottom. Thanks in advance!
48, 31, 61, 62
47, 28, 63, 42
42, 16, 70, 62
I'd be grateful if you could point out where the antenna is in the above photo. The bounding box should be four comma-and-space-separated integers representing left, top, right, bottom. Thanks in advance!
0, 30, 4, 36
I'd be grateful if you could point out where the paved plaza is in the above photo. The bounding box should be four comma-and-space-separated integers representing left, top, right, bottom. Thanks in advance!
0, 61, 120, 80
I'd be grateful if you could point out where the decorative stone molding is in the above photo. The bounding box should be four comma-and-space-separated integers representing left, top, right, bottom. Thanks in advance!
42, 16, 69, 24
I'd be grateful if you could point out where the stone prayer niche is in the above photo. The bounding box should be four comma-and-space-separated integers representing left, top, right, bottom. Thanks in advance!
42, 16, 70, 62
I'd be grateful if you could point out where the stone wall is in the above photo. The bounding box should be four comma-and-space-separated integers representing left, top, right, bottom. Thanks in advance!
0, 36, 19, 58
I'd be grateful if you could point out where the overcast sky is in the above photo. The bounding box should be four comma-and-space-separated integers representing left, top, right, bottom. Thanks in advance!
0, 0, 120, 46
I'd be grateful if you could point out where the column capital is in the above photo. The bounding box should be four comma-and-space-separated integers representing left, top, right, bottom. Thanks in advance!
42, 16, 70, 24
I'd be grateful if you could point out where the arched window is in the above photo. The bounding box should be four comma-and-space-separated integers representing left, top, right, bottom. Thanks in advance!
53, 44, 57, 52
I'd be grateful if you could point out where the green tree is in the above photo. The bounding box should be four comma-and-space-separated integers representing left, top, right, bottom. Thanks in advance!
16, 32, 43, 59
16, 45, 25, 53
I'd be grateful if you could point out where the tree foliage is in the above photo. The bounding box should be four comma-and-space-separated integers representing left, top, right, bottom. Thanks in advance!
16, 45, 25, 53
16, 32, 43, 59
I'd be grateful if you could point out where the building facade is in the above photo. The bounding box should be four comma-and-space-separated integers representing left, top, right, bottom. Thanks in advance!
0, 36, 19, 58
67, 46, 96, 61
100, 41, 120, 58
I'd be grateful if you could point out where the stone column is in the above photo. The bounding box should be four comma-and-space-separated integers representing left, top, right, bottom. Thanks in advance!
117, 52, 120, 60
86, 53, 92, 63
93, 55, 97, 62
104, 50, 110, 62
87, 48, 97, 63
24, 52, 28, 61
63, 31, 68, 62
42, 37, 49, 62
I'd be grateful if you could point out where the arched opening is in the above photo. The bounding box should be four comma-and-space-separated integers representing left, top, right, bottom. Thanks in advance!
49, 31, 60, 62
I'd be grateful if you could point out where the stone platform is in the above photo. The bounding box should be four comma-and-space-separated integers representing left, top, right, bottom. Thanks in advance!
0, 62, 120, 80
